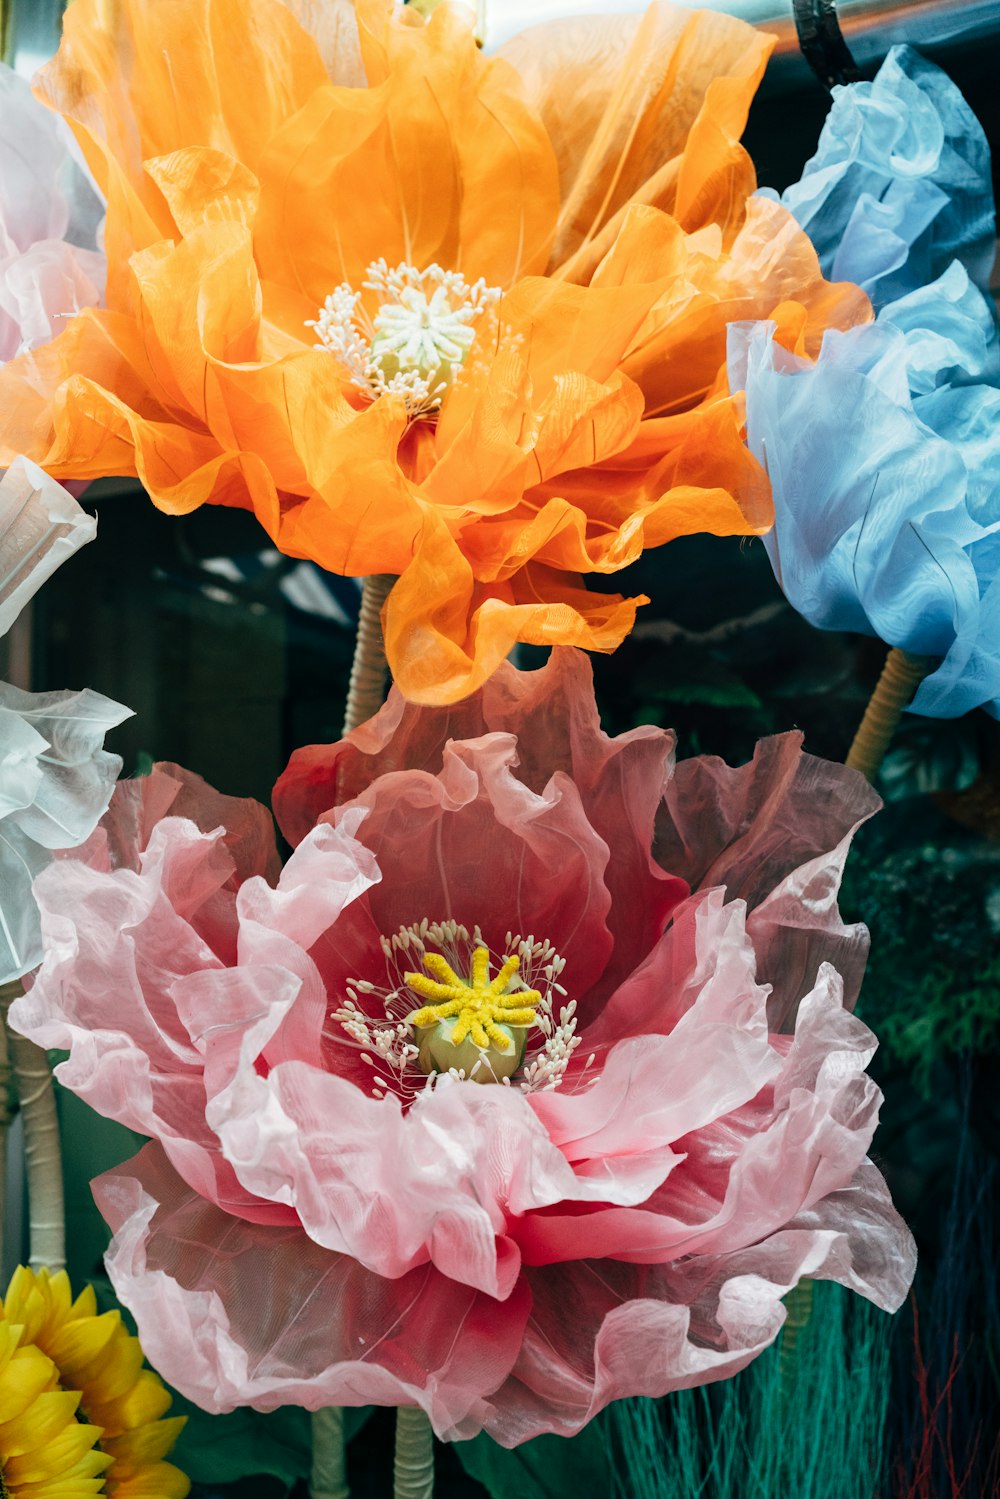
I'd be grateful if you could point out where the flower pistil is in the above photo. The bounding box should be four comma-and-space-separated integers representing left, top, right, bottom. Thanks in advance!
309, 260, 501, 418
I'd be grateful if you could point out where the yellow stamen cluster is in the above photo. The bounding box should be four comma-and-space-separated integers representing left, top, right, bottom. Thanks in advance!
406, 948, 541, 1052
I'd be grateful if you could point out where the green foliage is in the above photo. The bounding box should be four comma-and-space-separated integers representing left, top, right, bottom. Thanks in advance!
170, 1397, 314, 1493
170, 1402, 312, 1493
842, 806, 1000, 1097
876, 953, 1000, 1098
455, 1415, 615, 1498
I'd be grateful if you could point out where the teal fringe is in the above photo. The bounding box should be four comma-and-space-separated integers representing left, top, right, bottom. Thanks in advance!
609, 1282, 894, 1499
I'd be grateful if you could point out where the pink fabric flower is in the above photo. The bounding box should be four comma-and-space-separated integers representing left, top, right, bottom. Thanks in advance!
11, 650, 914, 1444
0, 63, 105, 362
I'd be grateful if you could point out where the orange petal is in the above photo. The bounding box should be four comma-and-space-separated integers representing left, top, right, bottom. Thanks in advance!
500, 4, 772, 278
384, 510, 644, 704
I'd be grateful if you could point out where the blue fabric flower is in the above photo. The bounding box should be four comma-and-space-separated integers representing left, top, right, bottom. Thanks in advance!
729, 277, 1000, 719
767, 45, 995, 311
731, 48, 1000, 722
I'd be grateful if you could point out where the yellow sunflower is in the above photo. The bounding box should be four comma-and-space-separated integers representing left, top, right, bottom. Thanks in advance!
2, 1269, 189, 1499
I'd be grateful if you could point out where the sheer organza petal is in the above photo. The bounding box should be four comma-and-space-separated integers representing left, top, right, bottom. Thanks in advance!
19, 662, 912, 1437
0, 62, 105, 362
731, 316, 1000, 720
0, 460, 97, 637
467, 1155, 912, 1445
655, 731, 878, 1026
0, 680, 129, 984
773, 46, 995, 309
96, 1143, 531, 1438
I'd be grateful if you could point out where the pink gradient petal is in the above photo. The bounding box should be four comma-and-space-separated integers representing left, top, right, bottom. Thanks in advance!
531, 896, 777, 1160
656, 733, 880, 1026
472, 1161, 913, 1445
512, 964, 885, 1265
96, 1143, 531, 1439
276, 649, 687, 993
326, 735, 616, 1022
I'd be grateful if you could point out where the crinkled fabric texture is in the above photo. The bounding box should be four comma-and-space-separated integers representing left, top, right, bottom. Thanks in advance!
0, 456, 97, 635
14, 651, 914, 1442
0, 0, 869, 703
0, 62, 105, 362
729, 259, 1000, 719
0, 461, 127, 983
770, 46, 995, 311
0, 682, 131, 983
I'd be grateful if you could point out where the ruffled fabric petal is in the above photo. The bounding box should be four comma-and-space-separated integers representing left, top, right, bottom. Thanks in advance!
0, 62, 105, 362
274, 649, 687, 992
655, 730, 880, 1027
13, 797, 376, 1218
17, 660, 913, 1439
0, 675, 130, 984
0, 458, 96, 636
474, 1158, 913, 1445
0, 0, 874, 705
772, 45, 995, 310
730, 309, 1000, 719
95, 1139, 911, 1449
95, 1142, 532, 1437
497, 5, 773, 276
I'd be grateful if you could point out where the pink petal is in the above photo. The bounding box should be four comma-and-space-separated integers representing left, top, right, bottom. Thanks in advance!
321, 734, 616, 1023
471, 1162, 913, 1445
656, 733, 879, 1026
96, 1143, 531, 1439
275, 649, 687, 996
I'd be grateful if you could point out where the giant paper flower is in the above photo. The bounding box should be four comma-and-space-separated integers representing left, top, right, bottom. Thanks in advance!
2, 1267, 189, 1498
770, 46, 995, 312
730, 295, 1000, 719
0, 0, 869, 702
0, 62, 105, 363
729, 54, 1000, 721
11, 650, 914, 1444
0, 459, 131, 984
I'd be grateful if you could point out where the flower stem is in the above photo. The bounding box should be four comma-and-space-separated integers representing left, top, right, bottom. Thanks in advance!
845, 647, 933, 784
310, 574, 395, 1494
394, 1408, 435, 1499
342, 574, 395, 736
310, 1408, 350, 1499
780, 1278, 814, 1388
0, 980, 65, 1271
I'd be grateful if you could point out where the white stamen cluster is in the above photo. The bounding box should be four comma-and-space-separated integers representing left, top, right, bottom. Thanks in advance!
326, 917, 593, 1101
309, 260, 501, 419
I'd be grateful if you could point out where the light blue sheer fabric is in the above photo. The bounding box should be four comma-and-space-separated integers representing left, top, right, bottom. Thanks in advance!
767, 46, 994, 310
732, 49, 999, 721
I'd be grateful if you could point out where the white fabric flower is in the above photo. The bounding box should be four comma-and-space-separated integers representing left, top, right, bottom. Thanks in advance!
0, 461, 131, 983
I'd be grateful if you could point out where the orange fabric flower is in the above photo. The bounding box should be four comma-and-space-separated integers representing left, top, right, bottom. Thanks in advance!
0, 0, 869, 702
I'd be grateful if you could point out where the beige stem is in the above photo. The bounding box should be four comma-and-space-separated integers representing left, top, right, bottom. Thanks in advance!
0, 981, 65, 1271
394, 1407, 434, 1499
310, 1407, 350, 1499
845, 647, 933, 784
780, 1278, 814, 1388
342, 575, 394, 736
314, 573, 395, 1493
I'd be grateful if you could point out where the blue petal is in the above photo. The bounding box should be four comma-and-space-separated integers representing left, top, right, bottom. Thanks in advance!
775, 46, 995, 310
877, 262, 1000, 392
729, 320, 1000, 718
